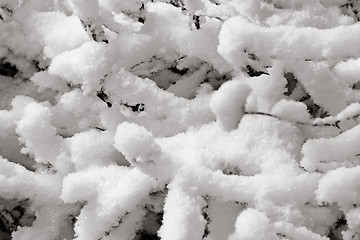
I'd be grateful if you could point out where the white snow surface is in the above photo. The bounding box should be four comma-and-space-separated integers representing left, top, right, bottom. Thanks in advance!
0, 1, 360, 240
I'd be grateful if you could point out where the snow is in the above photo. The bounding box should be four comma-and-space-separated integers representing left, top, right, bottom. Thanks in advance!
291, 62, 348, 115
1, 1, 360, 239
273, 221, 330, 240
49, 41, 108, 94
15, 102, 64, 164
218, 16, 360, 68
333, 58, 360, 86
335, 103, 360, 125
67, 129, 117, 170
265, 3, 354, 28
114, 122, 160, 162
30, 71, 69, 93
271, 99, 311, 123
29, 11, 90, 58
316, 166, 360, 210
228, 208, 278, 240
269, 0, 348, 9
99, 0, 143, 13
228, 60, 287, 113
58, 89, 105, 130
103, 67, 214, 136
210, 80, 252, 131
62, 0, 99, 20
167, 65, 209, 98
346, 208, 360, 230
61, 165, 157, 240
158, 180, 207, 240
301, 124, 360, 172
12, 204, 77, 240
0, 156, 63, 205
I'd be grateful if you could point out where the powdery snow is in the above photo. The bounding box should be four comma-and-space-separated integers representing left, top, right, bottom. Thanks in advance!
316, 166, 360, 210
228, 208, 278, 240
1, 1, 360, 240
29, 11, 90, 58
302, 124, 360, 172
210, 80, 252, 131
218, 16, 360, 68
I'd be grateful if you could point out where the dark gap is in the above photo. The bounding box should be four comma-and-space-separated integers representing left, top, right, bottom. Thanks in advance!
0, 5, 12, 20
81, 20, 109, 44
201, 197, 210, 239
168, 66, 188, 76
0, 210, 15, 233
96, 89, 112, 108
94, 127, 106, 132
202, 214, 210, 239
168, 0, 186, 10
248, 53, 259, 61
0, 198, 35, 236
222, 165, 241, 176
203, 68, 232, 90
235, 201, 248, 207
328, 215, 348, 240
0, 6, 12, 14
193, 15, 200, 29
284, 72, 297, 96
352, 81, 360, 89
139, 3, 145, 10
306, 101, 329, 118
294, 85, 329, 118
121, 102, 145, 112
298, 93, 310, 102
243, 65, 269, 77
134, 203, 164, 240
138, 17, 145, 23
137, 232, 160, 240
209, 0, 220, 5
0, 61, 18, 77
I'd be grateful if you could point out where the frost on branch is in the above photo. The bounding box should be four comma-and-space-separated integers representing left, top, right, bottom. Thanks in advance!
2, 0, 360, 240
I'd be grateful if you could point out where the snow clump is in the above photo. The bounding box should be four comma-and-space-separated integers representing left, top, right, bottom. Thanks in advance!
1, 0, 360, 240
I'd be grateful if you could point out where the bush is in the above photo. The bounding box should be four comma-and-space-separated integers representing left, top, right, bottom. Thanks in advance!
1, 0, 360, 239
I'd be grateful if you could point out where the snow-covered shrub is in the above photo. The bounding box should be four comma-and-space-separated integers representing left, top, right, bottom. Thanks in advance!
1, 0, 360, 239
